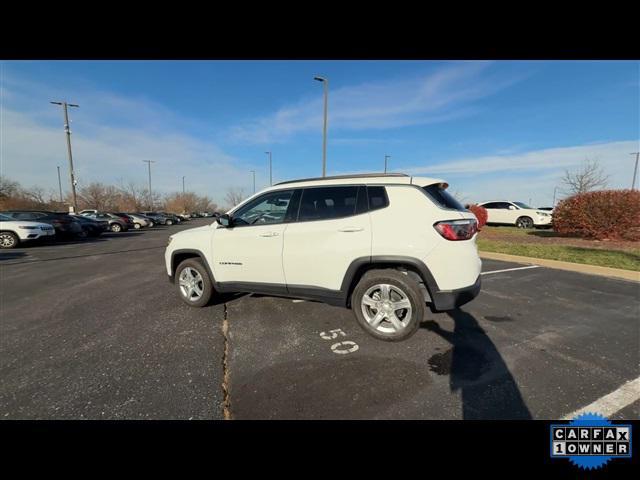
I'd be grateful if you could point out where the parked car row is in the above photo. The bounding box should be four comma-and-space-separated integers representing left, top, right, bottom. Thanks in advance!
0, 209, 193, 248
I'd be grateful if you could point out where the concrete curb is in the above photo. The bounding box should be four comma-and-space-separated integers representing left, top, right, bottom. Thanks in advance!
479, 251, 640, 283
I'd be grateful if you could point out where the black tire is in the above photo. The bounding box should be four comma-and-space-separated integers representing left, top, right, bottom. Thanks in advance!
166, 219, 174, 226
110, 223, 122, 233
0, 231, 19, 249
351, 269, 424, 342
147, 221, 155, 228
515, 216, 534, 229
175, 258, 214, 307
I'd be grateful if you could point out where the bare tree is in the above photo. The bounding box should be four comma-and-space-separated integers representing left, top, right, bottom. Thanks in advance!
0, 176, 20, 199
561, 158, 609, 196
78, 182, 121, 211
225, 188, 246, 209
21, 186, 47, 206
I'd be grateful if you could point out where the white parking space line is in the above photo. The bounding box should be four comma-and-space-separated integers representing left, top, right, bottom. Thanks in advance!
481, 265, 540, 275
562, 377, 640, 420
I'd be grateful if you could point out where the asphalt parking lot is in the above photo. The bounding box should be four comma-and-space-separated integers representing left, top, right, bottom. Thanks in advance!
1, 219, 638, 420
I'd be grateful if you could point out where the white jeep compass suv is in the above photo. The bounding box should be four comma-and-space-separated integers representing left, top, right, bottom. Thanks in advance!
165, 173, 482, 341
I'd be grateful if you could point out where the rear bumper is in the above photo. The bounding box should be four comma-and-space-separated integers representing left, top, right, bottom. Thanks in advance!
429, 275, 481, 312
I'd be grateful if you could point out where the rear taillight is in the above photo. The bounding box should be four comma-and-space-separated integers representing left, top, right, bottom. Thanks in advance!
434, 219, 477, 241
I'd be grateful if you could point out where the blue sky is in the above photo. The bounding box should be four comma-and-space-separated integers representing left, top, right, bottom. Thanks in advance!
1, 60, 638, 206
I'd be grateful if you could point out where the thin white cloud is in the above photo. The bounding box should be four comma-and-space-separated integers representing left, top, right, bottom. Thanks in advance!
402, 140, 640, 206
0, 84, 263, 205
227, 62, 528, 144
404, 140, 638, 176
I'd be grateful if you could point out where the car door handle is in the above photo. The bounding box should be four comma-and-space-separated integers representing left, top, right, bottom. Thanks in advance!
259, 232, 279, 237
338, 227, 364, 232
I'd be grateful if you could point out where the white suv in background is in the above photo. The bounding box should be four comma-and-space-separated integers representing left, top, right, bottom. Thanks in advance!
477, 201, 552, 228
0, 213, 56, 248
165, 173, 482, 341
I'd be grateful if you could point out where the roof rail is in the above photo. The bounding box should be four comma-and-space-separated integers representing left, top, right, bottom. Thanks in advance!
274, 172, 408, 186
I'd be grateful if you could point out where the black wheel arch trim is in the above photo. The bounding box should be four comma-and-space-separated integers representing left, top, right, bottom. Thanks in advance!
340, 255, 479, 311
169, 249, 215, 285
341, 255, 441, 306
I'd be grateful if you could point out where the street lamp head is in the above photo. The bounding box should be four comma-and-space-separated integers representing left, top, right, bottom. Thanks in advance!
314, 76, 327, 82
68, 104, 80, 108
50, 101, 63, 105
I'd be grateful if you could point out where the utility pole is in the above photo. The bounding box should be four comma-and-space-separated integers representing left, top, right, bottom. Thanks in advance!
314, 76, 329, 177
552, 186, 558, 206
384, 154, 391, 174
631, 152, 640, 190
57, 166, 63, 203
143, 160, 155, 209
250, 170, 256, 194
265, 151, 272, 186
50, 101, 79, 211
182, 175, 186, 194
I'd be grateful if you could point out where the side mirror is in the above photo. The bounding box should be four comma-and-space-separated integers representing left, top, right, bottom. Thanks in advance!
216, 214, 232, 228
508, 205, 516, 210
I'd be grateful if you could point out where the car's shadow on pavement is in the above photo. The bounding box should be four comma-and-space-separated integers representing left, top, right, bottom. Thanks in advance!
422, 308, 532, 420
0, 251, 28, 261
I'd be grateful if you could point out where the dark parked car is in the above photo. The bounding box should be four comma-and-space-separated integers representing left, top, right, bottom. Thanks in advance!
70, 214, 109, 237
2, 210, 83, 238
83, 213, 130, 232
111, 212, 136, 229
139, 211, 172, 225
158, 212, 182, 224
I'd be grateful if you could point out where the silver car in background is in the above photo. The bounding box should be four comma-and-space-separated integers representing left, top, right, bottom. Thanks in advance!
127, 213, 154, 229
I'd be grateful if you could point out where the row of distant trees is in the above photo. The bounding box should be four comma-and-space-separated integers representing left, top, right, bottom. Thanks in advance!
0, 176, 230, 214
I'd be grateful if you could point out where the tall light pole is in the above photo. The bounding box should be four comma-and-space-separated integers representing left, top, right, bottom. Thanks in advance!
250, 170, 256, 194
384, 154, 391, 174
143, 160, 155, 209
57, 166, 63, 203
314, 76, 328, 177
265, 151, 272, 186
631, 152, 640, 190
552, 186, 558, 206
182, 175, 186, 194
50, 101, 79, 211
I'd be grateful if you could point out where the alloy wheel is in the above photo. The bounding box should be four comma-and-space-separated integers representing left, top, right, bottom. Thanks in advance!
179, 267, 204, 301
0, 233, 17, 248
360, 283, 413, 334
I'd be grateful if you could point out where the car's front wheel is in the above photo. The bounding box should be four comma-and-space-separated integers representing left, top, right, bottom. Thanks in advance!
515, 216, 534, 229
176, 258, 213, 307
110, 223, 122, 233
134, 223, 142, 229
166, 219, 174, 226
0, 231, 19, 249
351, 269, 424, 341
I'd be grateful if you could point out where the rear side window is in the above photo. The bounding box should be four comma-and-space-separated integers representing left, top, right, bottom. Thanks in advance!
299, 186, 358, 221
422, 184, 466, 211
367, 186, 389, 211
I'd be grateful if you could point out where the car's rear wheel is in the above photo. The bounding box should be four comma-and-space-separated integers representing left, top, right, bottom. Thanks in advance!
0, 231, 19, 249
134, 223, 142, 229
110, 223, 122, 233
351, 269, 424, 341
166, 219, 174, 226
176, 258, 213, 307
516, 216, 534, 229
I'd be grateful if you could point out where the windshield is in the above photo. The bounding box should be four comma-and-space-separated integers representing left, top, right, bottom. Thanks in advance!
513, 202, 532, 209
